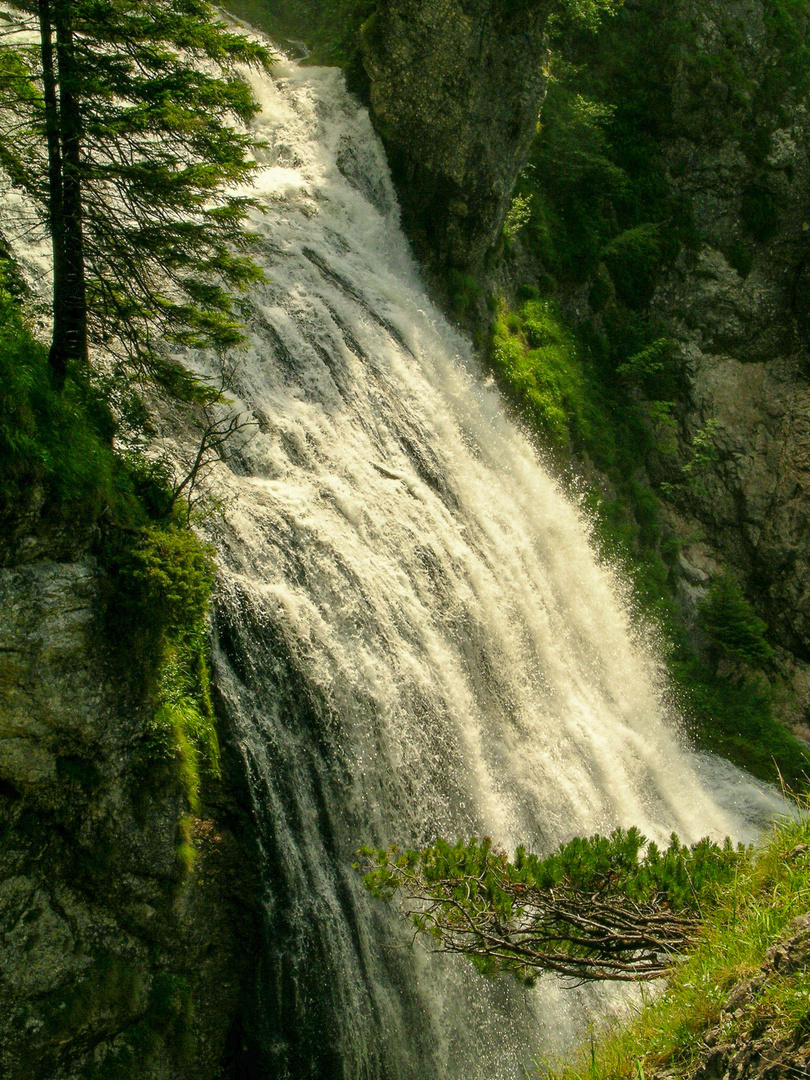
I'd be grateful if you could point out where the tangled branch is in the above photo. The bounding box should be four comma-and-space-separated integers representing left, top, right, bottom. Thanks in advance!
358, 831, 748, 984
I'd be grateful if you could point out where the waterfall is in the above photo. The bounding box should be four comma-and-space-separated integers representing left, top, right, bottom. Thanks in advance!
0, 28, 783, 1078
178, 54, 782, 1079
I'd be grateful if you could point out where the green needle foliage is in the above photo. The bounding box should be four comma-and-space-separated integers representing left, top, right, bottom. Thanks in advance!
358, 830, 749, 984
0, 2, 257, 871
1, 0, 273, 387
698, 576, 775, 671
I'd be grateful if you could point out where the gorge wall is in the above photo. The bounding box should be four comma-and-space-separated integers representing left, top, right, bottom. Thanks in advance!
0, 534, 259, 1079
362, 0, 553, 269
650, 0, 810, 697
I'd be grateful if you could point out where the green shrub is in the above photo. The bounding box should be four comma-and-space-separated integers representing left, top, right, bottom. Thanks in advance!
490, 299, 590, 448
602, 223, 663, 308
502, 192, 534, 243
521, 85, 628, 284
616, 336, 682, 399
540, 809, 810, 1080
446, 268, 483, 317
119, 526, 216, 638
0, 264, 220, 826
698, 576, 774, 670
674, 658, 808, 786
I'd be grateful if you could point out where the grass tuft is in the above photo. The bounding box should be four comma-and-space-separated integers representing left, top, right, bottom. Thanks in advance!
539, 808, 810, 1080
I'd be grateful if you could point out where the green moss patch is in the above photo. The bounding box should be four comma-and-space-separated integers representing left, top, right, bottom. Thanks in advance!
107, 523, 219, 817
491, 299, 590, 449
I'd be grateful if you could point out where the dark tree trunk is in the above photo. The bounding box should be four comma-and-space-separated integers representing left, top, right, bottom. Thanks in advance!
37, 0, 68, 385
52, 0, 88, 379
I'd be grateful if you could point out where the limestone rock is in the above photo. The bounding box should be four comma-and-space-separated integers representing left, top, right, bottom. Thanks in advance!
0, 558, 258, 1080
363, 0, 552, 269
648, 0, 810, 682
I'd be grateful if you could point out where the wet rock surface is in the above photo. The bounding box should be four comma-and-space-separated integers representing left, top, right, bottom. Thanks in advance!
650, 0, 810, 684
362, 0, 552, 270
0, 557, 259, 1080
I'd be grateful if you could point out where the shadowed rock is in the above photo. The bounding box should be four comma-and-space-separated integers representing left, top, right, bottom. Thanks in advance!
363, 0, 553, 270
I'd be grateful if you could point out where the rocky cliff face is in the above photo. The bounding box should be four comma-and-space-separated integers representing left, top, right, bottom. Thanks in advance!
362, 0, 552, 270
648, 0, 810, 720
0, 553, 258, 1079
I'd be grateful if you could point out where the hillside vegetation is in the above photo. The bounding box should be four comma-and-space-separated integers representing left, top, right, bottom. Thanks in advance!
541, 807, 810, 1080
0, 260, 219, 816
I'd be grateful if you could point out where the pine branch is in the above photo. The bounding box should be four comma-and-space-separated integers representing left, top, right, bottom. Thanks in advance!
358, 832, 748, 985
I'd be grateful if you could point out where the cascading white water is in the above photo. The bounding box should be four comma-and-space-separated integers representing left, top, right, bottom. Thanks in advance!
0, 26, 785, 1077
171, 54, 784, 1079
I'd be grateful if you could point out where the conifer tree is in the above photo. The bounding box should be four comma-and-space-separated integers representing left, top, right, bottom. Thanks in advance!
1, 0, 273, 388
358, 830, 747, 983
698, 576, 774, 672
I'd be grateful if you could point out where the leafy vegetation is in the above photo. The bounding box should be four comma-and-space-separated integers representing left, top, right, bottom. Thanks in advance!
673, 661, 807, 787
698, 576, 775, 671
108, 523, 219, 815
490, 298, 590, 450
359, 812, 810, 1075
229, 0, 622, 92
226, 0, 375, 76
0, 0, 244, 839
538, 808, 810, 1080
0, 258, 219, 832
358, 830, 750, 983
